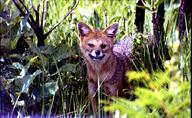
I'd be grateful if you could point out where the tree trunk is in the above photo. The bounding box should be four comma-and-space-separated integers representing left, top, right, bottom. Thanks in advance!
135, 0, 145, 33
157, 2, 170, 60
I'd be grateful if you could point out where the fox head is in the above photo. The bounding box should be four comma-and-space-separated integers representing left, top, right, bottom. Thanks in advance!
77, 22, 119, 65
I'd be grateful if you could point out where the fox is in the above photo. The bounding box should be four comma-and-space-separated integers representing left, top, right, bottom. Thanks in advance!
77, 21, 134, 115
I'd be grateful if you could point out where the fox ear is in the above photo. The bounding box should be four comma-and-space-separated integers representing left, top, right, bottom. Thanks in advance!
77, 22, 92, 37
104, 23, 119, 38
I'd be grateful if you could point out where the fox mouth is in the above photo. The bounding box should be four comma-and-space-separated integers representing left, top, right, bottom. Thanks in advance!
89, 54, 105, 60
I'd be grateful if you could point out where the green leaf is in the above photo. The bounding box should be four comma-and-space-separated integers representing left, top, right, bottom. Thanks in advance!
60, 63, 77, 73
126, 71, 151, 82
39, 45, 55, 55
32, 81, 58, 102
105, 97, 148, 118
9, 22, 20, 40
44, 82, 58, 95
154, 0, 164, 8
55, 51, 71, 61
142, 0, 152, 11
29, 42, 41, 54
21, 70, 42, 93
135, 88, 162, 108
0, 17, 9, 34
20, 13, 30, 32
94, 10, 100, 29
12, 62, 27, 78
53, 44, 74, 61
109, 16, 121, 24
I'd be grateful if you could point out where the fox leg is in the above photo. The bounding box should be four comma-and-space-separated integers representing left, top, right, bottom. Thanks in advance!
88, 81, 98, 115
103, 84, 121, 118
103, 83, 121, 97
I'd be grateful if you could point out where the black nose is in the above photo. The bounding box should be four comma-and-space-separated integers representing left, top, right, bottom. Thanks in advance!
95, 50, 100, 56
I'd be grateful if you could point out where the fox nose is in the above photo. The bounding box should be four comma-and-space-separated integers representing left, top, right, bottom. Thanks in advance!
95, 50, 100, 56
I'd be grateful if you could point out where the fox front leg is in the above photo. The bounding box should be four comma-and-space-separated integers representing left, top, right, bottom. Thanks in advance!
103, 82, 122, 97
88, 81, 98, 115
103, 84, 121, 118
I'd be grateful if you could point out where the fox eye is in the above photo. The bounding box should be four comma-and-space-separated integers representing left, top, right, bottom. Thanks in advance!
88, 43, 94, 48
100, 44, 107, 49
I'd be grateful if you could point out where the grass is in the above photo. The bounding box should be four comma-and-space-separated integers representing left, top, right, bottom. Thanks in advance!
0, 0, 191, 117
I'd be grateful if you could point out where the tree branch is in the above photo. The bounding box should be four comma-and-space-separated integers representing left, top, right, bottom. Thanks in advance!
41, 0, 45, 28
45, 0, 80, 37
32, 4, 40, 27
12, 0, 25, 16
12, 0, 33, 28
18, 0, 35, 24
43, 1, 49, 28
13, 0, 37, 30
13, 0, 80, 47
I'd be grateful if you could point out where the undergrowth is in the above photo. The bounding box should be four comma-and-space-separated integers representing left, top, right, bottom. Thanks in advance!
0, 0, 191, 117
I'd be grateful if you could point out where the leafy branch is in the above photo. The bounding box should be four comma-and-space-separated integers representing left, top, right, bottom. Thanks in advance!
12, 0, 80, 46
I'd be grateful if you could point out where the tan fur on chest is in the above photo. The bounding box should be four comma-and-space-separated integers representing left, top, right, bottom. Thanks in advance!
85, 55, 117, 83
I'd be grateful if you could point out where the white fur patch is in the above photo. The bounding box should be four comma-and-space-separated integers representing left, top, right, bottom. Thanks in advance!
91, 50, 97, 57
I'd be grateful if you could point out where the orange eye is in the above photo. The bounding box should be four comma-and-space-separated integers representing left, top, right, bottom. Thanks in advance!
88, 43, 94, 48
100, 44, 107, 49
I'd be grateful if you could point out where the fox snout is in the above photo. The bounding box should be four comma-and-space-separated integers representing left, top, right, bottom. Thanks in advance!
89, 50, 105, 60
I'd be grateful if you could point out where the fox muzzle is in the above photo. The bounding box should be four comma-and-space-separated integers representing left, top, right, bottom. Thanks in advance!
89, 50, 105, 60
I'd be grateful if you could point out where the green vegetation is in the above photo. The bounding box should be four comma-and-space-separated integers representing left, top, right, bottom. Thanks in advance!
0, 0, 191, 117
105, 42, 191, 117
